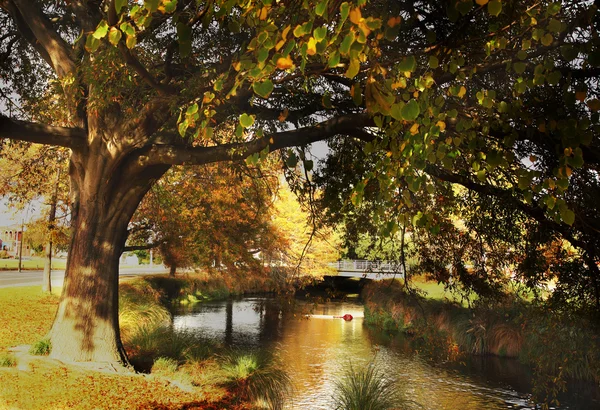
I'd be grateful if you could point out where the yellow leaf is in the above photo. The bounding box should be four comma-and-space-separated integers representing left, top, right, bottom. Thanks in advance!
413, 91, 419, 98
259, 6, 268, 21
278, 108, 289, 122
436, 120, 446, 131
275, 39, 285, 51
306, 37, 317, 56
276, 55, 294, 69
387, 16, 401, 27
233, 61, 241, 71
410, 123, 419, 135
565, 166, 572, 177
349, 8, 362, 25
269, 137, 274, 144
475, 0, 488, 5
458, 86, 467, 98
282, 25, 291, 40
386, 151, 393, 157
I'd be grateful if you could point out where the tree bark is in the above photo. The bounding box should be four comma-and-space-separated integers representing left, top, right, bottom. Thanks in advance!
43, 168, 61, 294
169, 264, 176, 277
47, 138, 168, 367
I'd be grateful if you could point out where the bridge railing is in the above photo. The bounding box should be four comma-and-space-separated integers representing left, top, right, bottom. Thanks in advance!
328, 259, 405, 274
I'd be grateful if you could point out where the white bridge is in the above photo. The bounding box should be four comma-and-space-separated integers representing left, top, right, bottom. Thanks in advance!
328, 259, 405, 280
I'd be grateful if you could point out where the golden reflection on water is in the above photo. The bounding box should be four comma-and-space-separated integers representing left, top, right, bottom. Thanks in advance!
175, 298, 535, 409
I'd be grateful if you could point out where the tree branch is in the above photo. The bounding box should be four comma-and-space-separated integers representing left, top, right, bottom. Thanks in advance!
141, 113, 373, 166
123, 242, 162, 252
424, 165, 592, 253
0, 114, 86, 149
9, 0, 76, 78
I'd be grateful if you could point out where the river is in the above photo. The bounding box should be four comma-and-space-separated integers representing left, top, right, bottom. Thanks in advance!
172, 295, 599, 409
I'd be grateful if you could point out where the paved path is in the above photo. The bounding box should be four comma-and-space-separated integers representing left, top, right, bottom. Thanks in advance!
0, 266, 169, 288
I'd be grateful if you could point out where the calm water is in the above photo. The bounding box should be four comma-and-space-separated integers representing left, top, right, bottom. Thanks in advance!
172, 296, 599, 409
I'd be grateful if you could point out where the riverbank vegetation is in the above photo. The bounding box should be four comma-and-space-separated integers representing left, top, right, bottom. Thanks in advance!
363, 280, 600, 404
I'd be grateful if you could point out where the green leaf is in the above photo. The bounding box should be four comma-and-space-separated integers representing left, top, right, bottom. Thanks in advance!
257, 48, 269, 63
85, 35, 100, 52
286, 153, 298, 168
120, 22, 135, 36
304, 159, 314, 172
397, 56, 416, 73
390, 103, 404, 121
456, 0, 473, 15
488, 0, 502, 16
108, 28, 122, 46
115, 0, 127, 14
513, 62, 527, 74
401, 99, 420, 121
239, 113, 255, 128
252, 79, 274, 98
346, 58, 360, 79
560, 207, 575, 226
145, 0, 160, 12
328, 51, 340, 68
560, 45, 578, 61
186, 103, 199, 116
92, 20, 109, 39
340, 32, 354, 55
126, 35, 136, 49
548, 18, 562, 33
428, 55, 439, 69
340, 2, 349, 22
316, 0, 328, 16
314, 26, 327, 42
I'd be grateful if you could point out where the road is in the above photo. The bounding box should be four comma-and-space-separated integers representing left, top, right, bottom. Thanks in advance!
0, 265, 169, 288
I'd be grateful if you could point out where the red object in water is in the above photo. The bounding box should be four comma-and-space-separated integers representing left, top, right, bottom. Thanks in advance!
342, 314, 353, 321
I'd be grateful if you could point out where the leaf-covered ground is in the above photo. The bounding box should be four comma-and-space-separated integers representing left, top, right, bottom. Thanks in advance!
0, 286, 250, 409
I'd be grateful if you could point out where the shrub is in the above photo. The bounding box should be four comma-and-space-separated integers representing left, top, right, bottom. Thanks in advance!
29, 338, 51, 356
332, 362, 406, 410
0, 354, 16, 367
219, 350, 291, 410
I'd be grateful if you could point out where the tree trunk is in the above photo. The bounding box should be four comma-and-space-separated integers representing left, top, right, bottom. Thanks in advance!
169, 264, 176, 277
47, 137, 168, 367
43, 169, 61, 294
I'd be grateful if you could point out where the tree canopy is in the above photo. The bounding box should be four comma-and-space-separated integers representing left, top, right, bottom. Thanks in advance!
0, 0, 598, 365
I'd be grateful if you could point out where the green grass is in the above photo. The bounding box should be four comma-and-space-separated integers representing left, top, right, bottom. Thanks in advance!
29, 338, 51, 356
0, 257, 67, 270
0, 354, 16, 367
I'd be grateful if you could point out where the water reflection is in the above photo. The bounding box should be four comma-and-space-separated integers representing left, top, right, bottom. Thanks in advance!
172, 297, 597, 409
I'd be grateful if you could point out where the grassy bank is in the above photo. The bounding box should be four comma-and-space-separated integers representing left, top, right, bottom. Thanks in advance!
362, 280, 600, 404
0, 272, 292, 409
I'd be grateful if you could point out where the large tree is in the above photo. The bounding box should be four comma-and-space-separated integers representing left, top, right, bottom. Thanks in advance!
0, 0, 597, 367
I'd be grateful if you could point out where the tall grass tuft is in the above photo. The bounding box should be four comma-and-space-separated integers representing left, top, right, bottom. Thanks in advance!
332, 362, 406, 410
151, 356, 179, 375
0, 354, 16, 367
29, 338, 51, 356
219, 350, 291, 410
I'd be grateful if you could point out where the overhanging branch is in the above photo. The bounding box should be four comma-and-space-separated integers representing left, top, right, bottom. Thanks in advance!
141, 113, 373, 166
0, 115, 86, 149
